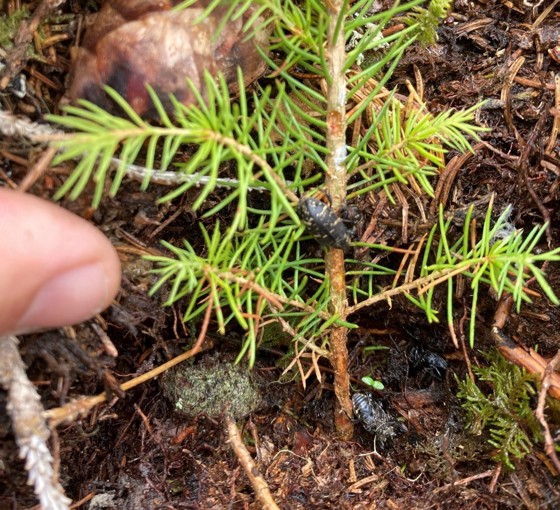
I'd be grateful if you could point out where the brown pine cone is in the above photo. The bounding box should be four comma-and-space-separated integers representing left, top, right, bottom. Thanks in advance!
68, 0, 270, 118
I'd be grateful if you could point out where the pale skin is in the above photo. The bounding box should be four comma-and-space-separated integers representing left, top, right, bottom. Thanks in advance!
0, 189, 121, 335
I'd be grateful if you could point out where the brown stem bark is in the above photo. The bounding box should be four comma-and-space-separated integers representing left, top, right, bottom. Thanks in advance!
326, 251, 354, 439
325, 0, 353, 439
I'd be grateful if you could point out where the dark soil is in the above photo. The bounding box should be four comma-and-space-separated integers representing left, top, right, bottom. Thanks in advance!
1, 1, 560, 509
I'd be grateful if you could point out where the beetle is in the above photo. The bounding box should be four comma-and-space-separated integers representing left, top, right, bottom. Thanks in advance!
352, 392, 404, 448
297, 197, 353, 250
408, 346, 448, 381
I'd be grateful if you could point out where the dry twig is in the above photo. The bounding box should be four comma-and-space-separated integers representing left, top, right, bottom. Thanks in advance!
225, 415, 280, 510
535, 348, 560, 473
493, 295, 560, 399
45, 298, 214, 426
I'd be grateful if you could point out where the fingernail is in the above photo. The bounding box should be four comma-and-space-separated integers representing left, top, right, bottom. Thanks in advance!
15, 263, 112, 332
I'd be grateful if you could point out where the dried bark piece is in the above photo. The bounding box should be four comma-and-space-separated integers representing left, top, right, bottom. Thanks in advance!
68, 0, 270, 118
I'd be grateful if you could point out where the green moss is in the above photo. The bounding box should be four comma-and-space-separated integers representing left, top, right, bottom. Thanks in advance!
0, 8, 30, 49
456, 350, 544, 470
402, 0, 454, 46
413, 428, 487, 481
161, 357, 261, 419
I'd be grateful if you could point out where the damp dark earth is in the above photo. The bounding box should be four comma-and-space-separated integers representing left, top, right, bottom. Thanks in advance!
1, 1, 560, 509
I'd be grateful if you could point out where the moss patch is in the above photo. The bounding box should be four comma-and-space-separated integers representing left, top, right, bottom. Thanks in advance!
161, 357, 261, 419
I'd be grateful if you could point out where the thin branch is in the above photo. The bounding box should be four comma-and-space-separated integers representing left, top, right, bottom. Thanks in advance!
207, 268, 333, 320
347, 267, 457, 315
0, 108, 284, 192
211, 131, 299, 202
535, 348, 560, 472
121, 158, 272, 190
268, 303, 330, 357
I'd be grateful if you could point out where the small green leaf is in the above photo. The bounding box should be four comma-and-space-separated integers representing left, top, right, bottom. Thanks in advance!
361, 376, 384, 390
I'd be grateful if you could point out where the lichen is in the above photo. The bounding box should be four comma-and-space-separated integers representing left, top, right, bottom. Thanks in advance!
160, 357, 261, 419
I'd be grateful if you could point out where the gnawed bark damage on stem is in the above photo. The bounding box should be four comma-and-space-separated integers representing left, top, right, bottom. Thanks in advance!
325, 0, 353, 439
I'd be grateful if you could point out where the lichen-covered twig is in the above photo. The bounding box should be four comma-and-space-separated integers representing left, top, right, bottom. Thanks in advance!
0, 108, 274, 191
0, 335, 71, 510
0, 108, 63, 139
225, 415, 280, 510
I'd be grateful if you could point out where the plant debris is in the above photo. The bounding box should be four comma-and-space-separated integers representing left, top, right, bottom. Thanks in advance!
161, 355, 262, 419
1, 1, 560, 509
67, 0, 271, 117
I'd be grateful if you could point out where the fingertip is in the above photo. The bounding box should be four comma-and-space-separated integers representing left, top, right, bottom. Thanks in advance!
14, 261, 120, 333
0, 189, 121, 334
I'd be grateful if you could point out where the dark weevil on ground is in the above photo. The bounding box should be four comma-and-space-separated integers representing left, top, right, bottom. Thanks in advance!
408, 346, 448, 381
351, 392, 406, 448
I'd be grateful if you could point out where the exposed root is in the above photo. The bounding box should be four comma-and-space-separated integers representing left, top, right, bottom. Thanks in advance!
225, 415, 280, 510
